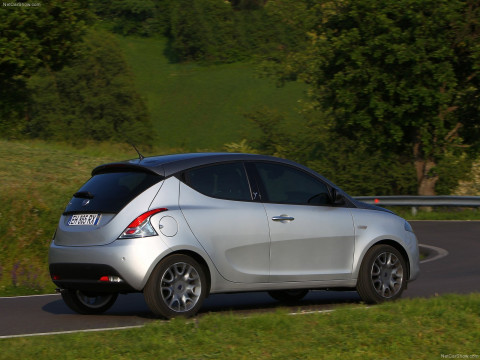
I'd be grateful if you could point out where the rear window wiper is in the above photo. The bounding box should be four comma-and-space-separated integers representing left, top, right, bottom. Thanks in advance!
73, 191, 94, 199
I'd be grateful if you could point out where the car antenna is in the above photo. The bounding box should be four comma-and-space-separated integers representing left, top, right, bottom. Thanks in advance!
131, 143, 145, 161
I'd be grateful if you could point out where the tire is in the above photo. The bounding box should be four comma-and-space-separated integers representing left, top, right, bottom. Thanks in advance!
144, 254, 207, 319
61, 289, 118, 315
357, 244, 407, 304
268, 289, 309, 303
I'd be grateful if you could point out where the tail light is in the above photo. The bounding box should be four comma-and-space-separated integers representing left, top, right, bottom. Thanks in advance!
118, 208, 167, 239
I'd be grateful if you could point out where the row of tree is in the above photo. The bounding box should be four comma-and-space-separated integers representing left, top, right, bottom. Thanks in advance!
0, 1, 153, 144
0, 0, 302, 145
1, 0, 479, 195
95, 0, 480, 195
239, 0, 479, 196
94, 0, 306, 63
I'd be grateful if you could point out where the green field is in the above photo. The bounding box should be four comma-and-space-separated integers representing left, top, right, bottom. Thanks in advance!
0, 140, 142, 295
1, 294, 479, 359
116, 36, 307, 150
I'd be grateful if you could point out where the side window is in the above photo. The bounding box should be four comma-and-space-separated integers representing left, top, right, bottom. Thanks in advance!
254, 162, 331, 205
186, 162, 252, 201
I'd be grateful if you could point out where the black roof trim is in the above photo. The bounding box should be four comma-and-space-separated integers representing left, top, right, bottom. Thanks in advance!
92, 153, 313, 179
92, 163, 164, 177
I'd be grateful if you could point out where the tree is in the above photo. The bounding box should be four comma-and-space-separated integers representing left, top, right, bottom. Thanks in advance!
238, 108, 417, 195
169, 0, 239, 62
26, 29, 154, 145
274, 0, 480, 195
93, 0, 158, 36
0, 0, 91, 136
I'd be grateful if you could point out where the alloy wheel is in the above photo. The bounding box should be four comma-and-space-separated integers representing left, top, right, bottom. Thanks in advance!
160, 262, 202, 313
370, 251, 404, 298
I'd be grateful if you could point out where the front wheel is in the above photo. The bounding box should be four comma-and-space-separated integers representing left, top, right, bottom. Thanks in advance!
61, 289, 118, 314
357, 244, 407, 304
144, 254, 207, 319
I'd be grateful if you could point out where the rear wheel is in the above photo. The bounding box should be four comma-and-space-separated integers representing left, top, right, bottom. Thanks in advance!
357, 244, 407, 304
144, 254, 207, 319
268, 289, 309, 303
61, 289, 118, 315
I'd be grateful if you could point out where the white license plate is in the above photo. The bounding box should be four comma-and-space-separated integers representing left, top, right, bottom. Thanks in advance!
68, 214, 101, 226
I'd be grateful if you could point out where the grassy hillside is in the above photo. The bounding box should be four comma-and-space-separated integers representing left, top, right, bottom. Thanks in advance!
116, 36, 307, 150
0, 140, 144, 295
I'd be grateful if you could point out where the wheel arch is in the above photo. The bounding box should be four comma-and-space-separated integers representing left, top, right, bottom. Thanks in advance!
365, 239, 411, 281
159, 249, 212, 296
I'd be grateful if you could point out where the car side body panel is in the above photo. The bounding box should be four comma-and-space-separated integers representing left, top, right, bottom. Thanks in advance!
178, 181, 271, 283
349, 208, 420, 281
264, 203, 355, 281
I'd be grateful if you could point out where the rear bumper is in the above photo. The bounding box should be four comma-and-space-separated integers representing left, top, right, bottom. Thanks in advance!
50, 263, 136, 293
48, 235, 173, 291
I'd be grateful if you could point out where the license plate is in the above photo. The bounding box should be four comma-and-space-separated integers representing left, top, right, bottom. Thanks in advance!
68, 214, 101, 226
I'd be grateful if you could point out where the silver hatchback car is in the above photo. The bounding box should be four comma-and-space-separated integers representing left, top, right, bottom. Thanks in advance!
49, 153, 419, 318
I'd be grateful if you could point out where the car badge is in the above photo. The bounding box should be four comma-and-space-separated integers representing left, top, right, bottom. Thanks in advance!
82, 199, 90, 207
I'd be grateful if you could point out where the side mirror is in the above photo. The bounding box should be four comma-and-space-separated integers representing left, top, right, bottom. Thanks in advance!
332, 189, 346, 206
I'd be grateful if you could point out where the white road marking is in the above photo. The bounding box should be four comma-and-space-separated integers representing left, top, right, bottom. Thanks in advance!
0, 293, 60, 300
419, 244, 449, 264
0, 325, 144, 339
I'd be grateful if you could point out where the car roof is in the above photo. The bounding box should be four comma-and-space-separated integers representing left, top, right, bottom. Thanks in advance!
90, 152, 387, 211
92, 152, 313, 178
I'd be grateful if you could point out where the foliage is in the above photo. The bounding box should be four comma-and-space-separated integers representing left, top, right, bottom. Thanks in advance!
100, 0, 311, 64
455, 159, 480, 195
93, 0, 161, 36
229, 0, 267, 11
224, 139, 259, 154
25, 29, 153, 145
389, 206, 480, 220
241, 108, 417, 195
271, 0, 480, 195
169, 0, 238, 62
0, 0, 91, 136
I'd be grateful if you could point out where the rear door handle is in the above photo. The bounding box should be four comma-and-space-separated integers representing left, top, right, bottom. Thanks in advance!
272, 215, 295, 222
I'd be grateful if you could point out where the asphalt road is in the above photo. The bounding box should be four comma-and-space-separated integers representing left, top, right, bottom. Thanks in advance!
1, 221, 479, 338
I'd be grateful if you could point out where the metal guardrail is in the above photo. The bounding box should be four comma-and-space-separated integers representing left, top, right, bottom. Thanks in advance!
354, 196, 480, 207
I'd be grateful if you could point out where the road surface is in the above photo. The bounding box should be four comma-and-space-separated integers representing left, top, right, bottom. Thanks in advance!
1, 221, 479, 338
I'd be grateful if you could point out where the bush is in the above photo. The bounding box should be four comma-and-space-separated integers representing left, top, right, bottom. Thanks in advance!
26, 29, 154, 145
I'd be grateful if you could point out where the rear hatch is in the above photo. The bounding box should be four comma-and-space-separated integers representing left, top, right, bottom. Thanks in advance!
55, 170, 163, 246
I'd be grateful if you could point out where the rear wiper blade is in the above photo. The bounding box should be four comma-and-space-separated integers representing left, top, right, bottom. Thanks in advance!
73, 191, 94, 199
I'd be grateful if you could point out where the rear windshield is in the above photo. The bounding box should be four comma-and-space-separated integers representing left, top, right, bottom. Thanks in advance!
64, 171, 162, 214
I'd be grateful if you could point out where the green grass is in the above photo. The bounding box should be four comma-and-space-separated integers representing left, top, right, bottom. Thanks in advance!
0, 139, 160, 296
117, 36, 307, 150
389, 207, 480, 221
1, 294, 479, 359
